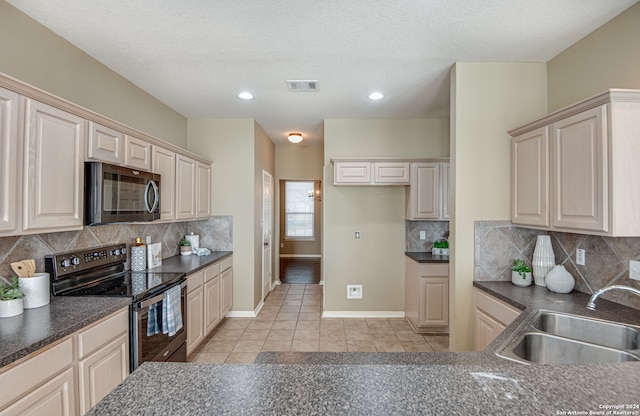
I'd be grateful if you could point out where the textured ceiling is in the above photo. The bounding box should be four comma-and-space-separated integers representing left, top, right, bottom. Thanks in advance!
7, 0, 638, 145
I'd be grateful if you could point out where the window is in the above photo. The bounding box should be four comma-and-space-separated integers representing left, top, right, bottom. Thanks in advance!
285, 181, 314, 239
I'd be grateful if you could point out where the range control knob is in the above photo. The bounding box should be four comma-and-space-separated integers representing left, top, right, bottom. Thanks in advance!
119, 247, 127, 255
71, 257, 80, 266
111, 249, 120, 256
60, 258, 71, 268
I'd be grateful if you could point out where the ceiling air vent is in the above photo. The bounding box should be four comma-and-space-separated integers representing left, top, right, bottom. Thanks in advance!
287, 80, 319, 92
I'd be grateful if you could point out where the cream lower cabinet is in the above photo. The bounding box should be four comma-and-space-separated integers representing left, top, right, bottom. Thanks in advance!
186, 270, 205, 356
474, 289, 521, 351
405, 258, 449, 333
220, 257, 233, 316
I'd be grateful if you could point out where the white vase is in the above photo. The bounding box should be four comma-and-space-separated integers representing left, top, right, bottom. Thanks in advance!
0, 298, 24, 318
545, 265, 575, 293
19, 273, 50, 309
511, 271, 532, 287
532, 235, 555, 287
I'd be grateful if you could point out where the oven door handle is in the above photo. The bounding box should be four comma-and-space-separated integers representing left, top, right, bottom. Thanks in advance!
135, 280, 186, 310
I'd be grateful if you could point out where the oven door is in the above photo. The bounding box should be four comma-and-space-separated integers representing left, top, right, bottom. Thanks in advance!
85, 162, 160, 225
131, 281, 186, 371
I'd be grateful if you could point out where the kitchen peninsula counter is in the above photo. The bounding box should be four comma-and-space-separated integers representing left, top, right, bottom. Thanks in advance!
405, 251, 449, 263
88, 282, 640, 415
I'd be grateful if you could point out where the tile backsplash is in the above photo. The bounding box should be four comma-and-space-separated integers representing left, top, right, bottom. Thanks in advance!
0, 216, 233, 278
474, 220, 640, 310
405, 221, 449, 252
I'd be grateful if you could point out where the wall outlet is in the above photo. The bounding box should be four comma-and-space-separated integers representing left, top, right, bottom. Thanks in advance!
347, 284, 363, 299
576, 249, 586, 266
630, 260, 640, 281
355, 231, 361, 239
419, 231, 426, 240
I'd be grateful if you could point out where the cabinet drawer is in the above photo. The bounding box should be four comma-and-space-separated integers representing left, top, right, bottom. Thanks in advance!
204, 263, 220, 282
475, 289, 521, 326
220, 256, 233, 272
417, 263, 449, 277
186, 270, 204, 293
76, 308, 129, 360
0, 338, 73, 408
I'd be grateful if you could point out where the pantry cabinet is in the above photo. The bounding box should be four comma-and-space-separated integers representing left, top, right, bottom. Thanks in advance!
0, 87, 20, 236
87, 121, 125, 165
406, 161, 449, 220
510, 90, 640, 236
405, 258, 449, 333
23, 99, 85, 233
474, 289, 521, 351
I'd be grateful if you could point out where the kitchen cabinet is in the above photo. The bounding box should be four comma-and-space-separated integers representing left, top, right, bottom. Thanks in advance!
405, 161, 449, 220
220, 257, 233, 316
196, 161, 211, 219
76, 308, 129, 415
175, 154, 197, 220
0, 87, 20, 236
0, 339, 75, 416
87, 121, 125, 165
152, 145, 176, 221
186, 270, 205, 356
474, 289, 521, 351
204, 263, 222, 335
23, 99, 85, 233
405, 258, 449, 333
332, 159, 410, 185
124, 135, 152, 170
509, 89, 640, 236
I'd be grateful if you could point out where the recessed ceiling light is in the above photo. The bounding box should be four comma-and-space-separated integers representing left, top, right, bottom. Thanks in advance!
238, 92, 254, 100
288, 133, 303, 144
368, 92, 384, 100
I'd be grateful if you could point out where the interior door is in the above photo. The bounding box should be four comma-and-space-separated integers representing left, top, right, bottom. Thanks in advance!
262, 170, 273, 300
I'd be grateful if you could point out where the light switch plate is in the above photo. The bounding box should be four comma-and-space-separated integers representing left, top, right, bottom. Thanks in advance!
576, 249, 585, 266
630, 260, 640, 281
419, 231, 426, 240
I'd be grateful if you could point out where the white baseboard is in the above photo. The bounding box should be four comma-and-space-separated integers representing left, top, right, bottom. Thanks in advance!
319, 280, 324, 285
225, 311, 256, 318
279, 254, 321, 258
321, 311, 405, 319
271, 280, 281, 290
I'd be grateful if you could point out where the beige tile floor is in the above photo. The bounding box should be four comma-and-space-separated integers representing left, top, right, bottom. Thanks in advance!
189, 283, 449, 364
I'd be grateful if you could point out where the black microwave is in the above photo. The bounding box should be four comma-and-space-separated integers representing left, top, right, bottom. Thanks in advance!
85, 162, 161, 225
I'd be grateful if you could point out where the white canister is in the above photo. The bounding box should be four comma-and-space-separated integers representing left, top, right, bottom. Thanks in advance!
185, 233, 199, 251
131, 245, 147, 271
18, 273, 50, 309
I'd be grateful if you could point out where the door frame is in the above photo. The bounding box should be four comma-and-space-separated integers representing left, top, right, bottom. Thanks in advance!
262, 170, 274, 301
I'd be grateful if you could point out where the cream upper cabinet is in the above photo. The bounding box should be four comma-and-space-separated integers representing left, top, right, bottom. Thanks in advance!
87, 121, 125, 165
406, 161, 449, 221
175, 154, 197, 220
509, 90, 640, 236
373, 162, 410, 184
511, 127, 549, 228
405, 258, 449, 333
474, 289, 521, 351
333, 160, 410, 185
0, 87, 20, 236
196, 161, 211, 219
23, 99, 85, 233
152, 145, 176, 221
124, 135, 152, 170
334, 161, 371, 184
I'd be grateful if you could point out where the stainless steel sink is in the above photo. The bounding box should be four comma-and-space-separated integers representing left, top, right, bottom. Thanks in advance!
496, 310, 640, 365
532, 311, 639, 350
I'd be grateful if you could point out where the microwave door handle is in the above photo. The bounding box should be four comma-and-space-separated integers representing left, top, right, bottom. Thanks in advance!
144, 180, 160, 213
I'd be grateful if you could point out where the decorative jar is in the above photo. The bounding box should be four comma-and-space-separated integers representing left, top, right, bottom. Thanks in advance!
532, 235, 555, 287
545, 265, 575, 293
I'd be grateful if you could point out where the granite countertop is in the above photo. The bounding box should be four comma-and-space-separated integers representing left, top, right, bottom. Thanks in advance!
405, 251, 449, 263
0, 251, 232, 369
87, 281, 640, 415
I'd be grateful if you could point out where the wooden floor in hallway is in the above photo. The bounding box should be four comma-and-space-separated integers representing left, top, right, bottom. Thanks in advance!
279, 257, 321, 284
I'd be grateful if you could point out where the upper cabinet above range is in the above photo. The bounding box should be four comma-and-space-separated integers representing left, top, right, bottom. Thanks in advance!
510, 89, 640, 236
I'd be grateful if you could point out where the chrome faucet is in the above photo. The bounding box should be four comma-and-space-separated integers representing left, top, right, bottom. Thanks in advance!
587, 285, 640, 310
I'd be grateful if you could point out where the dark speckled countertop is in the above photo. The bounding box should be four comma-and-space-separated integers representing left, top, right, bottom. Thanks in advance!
0, 251, 232, 369
87, 281, 640, 415
405, 251, 449, 263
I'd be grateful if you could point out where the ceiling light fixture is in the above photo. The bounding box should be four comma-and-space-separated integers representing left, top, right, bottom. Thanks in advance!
288, 133, 303, 144
368, 92, 384, 100
238, 92, 254, 100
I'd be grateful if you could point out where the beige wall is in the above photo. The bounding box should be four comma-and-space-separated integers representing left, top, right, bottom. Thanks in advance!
0, 1, 187, 148
323, 119, 449, 313
449, 62, 547, 351
275, 145, 324, 258
547, 3, 640, 111
187, 119, 256, 311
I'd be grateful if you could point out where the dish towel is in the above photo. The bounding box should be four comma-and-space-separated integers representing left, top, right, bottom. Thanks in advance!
162, 285, 183, 337
147, 303, 161, 336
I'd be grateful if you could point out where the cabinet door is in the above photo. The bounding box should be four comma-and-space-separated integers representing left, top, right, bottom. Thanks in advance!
475, 309, 502, 351
550, 106, 607, 232
87, 122, 125, 165
196, 161, 211, 219
0, 367, 75, 416
186, 286, 204, 355
511, 127, 549, 227
334, 162, 371, 184
221, 267, 233, 316
0, 87, 20, 235
124, 135, 152, 170
77, 333, 128, 415
441, 162, 450, 220
420, 277, 449, 327
409, 163, 440, 219
373, 162, 410, 184
23, 99, 84, 232
175, 154, 196, 220
152, 146, 176, 221
204, 276, 221, 335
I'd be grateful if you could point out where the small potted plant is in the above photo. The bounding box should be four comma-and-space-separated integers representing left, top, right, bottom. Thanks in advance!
511, 259, 532, 287
432, 238, 449, 256
179, 237, 192, 256
0, 276, 25, 318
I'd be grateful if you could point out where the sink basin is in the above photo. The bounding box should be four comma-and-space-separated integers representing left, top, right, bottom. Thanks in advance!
532, 311, 639, 350
509, 333, 639, 365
